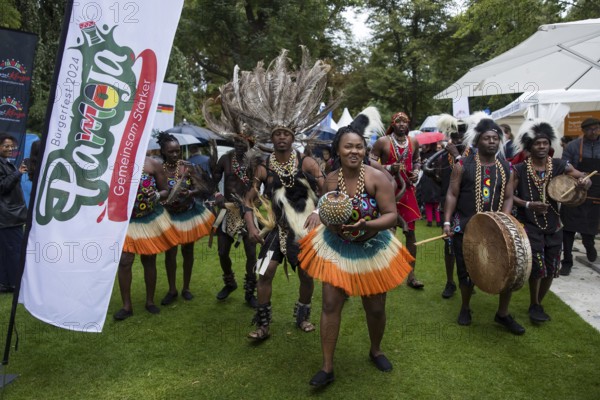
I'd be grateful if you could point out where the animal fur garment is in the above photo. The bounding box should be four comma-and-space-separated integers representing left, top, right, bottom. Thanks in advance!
346, 106, 384, 138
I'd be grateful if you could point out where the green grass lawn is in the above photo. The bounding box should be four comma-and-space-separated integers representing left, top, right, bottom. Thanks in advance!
1, 220, 599, 399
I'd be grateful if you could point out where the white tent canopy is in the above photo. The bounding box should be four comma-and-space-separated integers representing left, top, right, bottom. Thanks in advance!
492, 89, 600, 121
492, 89, 600, 158
336, 107, 354, 127
435, 18, 600, 100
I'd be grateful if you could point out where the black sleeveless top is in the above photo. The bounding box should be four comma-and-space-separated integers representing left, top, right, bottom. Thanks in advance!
453, 153, 511, 232
514, 158, 567, 234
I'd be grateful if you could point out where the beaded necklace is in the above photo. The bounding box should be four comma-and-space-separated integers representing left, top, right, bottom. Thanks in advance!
163, 160, 181, 181
231, 153, 250, 185
475, 153, 506, 213
525, 156, 558, 229
269, 151, 297, 188
337, 163, 366, 239
338, 163, 365, 203
390, 134, 408, 171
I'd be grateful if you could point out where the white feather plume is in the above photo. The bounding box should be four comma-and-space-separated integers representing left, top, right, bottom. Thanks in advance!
514, 118, 558, 154
220, 47, 341, 145
436, 113, 458, 138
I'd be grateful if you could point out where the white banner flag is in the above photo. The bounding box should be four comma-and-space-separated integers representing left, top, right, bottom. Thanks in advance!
19, 0, 184, 332
153, 82, 177, 132
452, 95, 470, 120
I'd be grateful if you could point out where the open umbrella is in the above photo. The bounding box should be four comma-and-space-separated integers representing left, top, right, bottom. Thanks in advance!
415, 131, 445, 145
166, 121, 221, 142
147, 133, 202, 150
435, 18, 600, 100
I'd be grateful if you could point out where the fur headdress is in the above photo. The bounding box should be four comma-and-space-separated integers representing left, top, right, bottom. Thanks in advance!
220, 47, 341, 145
514, 119, 558, 154
330, 107, 383, 162
437, 113, 467, 139
344, 106, 384, 139
464, 111, 505, 150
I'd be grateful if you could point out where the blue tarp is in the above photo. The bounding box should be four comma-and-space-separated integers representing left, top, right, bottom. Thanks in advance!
19, 133, 40, 208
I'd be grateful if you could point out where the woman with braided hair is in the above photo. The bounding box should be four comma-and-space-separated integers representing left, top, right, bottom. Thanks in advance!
299, 108, 413, 387
156, 132, 215, 306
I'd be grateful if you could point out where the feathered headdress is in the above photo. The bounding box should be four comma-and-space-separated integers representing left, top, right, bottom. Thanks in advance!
221, 47, 341, 145
464, 111, 505, 150
514, 119, 558, 154
437, 113, 467, 139
202, 75, 255, 146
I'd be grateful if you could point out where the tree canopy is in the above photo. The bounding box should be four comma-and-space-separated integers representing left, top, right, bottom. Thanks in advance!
5, 0, 600, 132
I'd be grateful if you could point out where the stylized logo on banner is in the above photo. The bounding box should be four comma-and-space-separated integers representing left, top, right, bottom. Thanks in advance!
0, 58, 30, 83
0, 95, 25, 121
35, 21, 157, 225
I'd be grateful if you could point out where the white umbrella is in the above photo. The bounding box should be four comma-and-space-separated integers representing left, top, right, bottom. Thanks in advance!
147, 132, 202, 150
435, 18, 600, 100
166, 121, 221, 142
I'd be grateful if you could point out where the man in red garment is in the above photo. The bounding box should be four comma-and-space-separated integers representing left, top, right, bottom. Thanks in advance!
370, 112, 423, 288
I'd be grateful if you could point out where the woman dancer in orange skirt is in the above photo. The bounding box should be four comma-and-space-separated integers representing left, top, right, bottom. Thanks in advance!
299, 109, 413, 387
157, 132, 215, 305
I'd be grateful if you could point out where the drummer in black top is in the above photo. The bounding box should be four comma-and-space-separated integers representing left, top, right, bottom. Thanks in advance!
443, 116, 525, 335
560, 118, 600, 275
511, 120, 590, 323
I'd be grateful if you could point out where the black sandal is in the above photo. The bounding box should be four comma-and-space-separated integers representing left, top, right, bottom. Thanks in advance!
294, 302, 316, 332
248, 302, 272, 341
369, 352, 393, 372
160, 291, 178, 306
407, 278, 424, 289
309, 370, 334, 387
247, 325, 270, 341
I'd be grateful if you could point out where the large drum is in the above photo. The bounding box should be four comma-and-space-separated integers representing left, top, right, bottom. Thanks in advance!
463, 212, 532, 294
547, 174, 586, 207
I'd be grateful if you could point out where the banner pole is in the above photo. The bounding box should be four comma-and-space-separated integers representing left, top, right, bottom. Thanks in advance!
1, 0, 75, 375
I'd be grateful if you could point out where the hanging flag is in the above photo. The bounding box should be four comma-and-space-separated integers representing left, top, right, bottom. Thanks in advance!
19, 0, 184, 332
153, 82, 178, 132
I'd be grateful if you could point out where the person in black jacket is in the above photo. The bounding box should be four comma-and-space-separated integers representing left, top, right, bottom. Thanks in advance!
0, 134, 28, 292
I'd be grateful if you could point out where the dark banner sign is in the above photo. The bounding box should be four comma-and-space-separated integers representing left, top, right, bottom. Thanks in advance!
0, 28, 38, 161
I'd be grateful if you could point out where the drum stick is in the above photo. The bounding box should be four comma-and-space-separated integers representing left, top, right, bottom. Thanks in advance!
561, 170, 598, 199
415, 234, 448, 246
